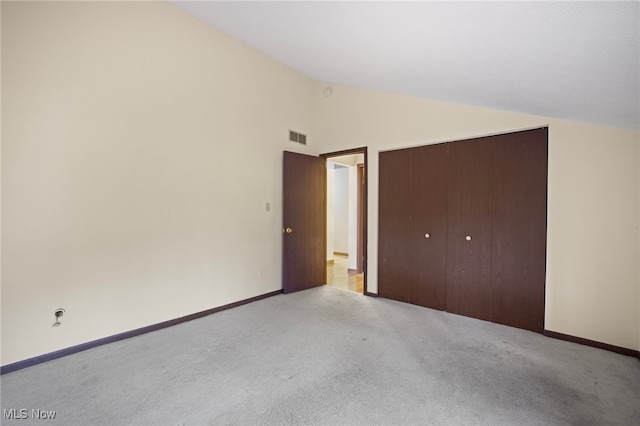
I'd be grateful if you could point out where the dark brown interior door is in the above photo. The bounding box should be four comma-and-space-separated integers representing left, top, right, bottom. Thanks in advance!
446, 137, 495, 322
378, 148, 412, 303
411, 143, 448, 310
282, 151, 326, 293
491, 129, 548, 332
379, 144, 448, 310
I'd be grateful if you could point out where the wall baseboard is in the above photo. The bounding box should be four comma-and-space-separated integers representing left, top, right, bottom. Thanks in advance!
543, 329, 640, 359
1, 290, 283, 375
6, 292, 634, 375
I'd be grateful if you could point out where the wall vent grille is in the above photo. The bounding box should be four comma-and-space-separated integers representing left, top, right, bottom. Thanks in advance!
289, 130, 307, 145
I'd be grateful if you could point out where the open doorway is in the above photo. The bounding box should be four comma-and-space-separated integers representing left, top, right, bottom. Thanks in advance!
321, 148, 367, 294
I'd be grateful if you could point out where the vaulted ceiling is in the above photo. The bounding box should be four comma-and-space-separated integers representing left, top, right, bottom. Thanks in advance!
170, 1, 640, 130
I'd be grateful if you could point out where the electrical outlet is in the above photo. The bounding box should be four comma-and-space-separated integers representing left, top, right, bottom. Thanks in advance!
53, 308, 65, 327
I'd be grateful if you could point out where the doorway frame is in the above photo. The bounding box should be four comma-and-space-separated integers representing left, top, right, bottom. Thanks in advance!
321, 147, 370, 296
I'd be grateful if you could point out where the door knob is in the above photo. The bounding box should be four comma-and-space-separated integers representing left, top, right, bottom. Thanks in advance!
465, 235, 472, 241
284, 227, 293, 234
424, 233, 430, 239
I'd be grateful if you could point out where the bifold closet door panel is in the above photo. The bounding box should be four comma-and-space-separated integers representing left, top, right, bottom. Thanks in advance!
446, 137, 495, 322
491, 129, 548, 332
378, 148, 412, 303
411, 143, 448, 310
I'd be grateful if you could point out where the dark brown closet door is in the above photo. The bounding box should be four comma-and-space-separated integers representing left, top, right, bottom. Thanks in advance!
378, 148, 412, 303
411, 143, 448, 310
446, 137, 495, 322
491, 129, 548, 332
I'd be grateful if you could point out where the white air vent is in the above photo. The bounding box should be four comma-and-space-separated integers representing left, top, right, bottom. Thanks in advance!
289, 130, 307, 145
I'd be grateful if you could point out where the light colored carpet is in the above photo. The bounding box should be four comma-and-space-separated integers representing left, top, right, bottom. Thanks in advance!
1, 286, 639, 425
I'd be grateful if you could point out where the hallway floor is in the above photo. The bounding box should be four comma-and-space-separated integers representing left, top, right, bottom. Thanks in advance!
326, 254, 363, 293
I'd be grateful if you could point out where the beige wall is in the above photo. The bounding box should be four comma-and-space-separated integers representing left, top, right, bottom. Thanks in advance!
1, 1, 317, 365
314, 83, 640, 351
